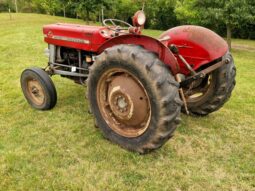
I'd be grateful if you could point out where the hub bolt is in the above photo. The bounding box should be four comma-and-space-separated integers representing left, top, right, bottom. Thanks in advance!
31, 87, 39, 95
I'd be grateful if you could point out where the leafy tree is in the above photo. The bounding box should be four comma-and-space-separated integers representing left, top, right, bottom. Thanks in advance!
175, 0, 255, 49
174, 0, 197, 24
58, 0, 71, 17
0, 0, 9, 12
150, 0, 179, 30
38, 0, 61, 15
0, 0, 15, 12
74, 0, 113, 24
114, 0, 140, 22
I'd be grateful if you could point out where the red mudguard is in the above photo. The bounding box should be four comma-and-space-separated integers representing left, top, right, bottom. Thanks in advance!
159, 25, 228, 75
97, 34, 179, 74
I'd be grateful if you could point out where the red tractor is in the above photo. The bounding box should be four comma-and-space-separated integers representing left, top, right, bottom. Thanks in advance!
21, 11, 236, 153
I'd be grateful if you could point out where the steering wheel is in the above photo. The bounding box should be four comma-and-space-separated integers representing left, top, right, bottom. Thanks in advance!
103, 19, 133, 33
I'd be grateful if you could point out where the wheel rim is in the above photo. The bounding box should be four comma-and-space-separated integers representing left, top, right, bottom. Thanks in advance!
184, 73, 215, 103
26, 79, 45, 106
97, 68, 151, 138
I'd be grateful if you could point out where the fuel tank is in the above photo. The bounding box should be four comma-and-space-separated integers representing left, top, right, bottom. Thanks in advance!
159, 25, 228, 75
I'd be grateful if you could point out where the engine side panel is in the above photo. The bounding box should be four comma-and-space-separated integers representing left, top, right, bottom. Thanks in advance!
43, 24, 179, 74
43, 23, 108, 51
159, 25, 228, 75
97, 34, 179, 74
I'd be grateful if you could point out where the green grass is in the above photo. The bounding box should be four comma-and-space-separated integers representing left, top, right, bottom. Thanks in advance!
0, 13, 254, 190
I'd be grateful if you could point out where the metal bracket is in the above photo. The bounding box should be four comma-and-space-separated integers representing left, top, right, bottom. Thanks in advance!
170, 44, 196, 75
53, 69, 88, 77
176, 74, 189, 115
180, 58, 226, 88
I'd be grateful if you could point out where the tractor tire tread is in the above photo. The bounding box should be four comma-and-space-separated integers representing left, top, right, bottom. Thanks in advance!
88, 45, 182, 153
188, 52, 236, 116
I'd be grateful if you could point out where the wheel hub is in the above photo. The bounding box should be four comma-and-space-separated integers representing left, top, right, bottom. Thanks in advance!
27, 80, 45, 105
117, 96, 127, 109
109, 87, 134, 121
31, 86, 40, 96
97, 69, 151, 137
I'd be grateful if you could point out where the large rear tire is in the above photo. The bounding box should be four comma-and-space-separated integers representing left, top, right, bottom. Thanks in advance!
21, 67, 57, 110
87, 45, 182, 153
183, 52, 236, 116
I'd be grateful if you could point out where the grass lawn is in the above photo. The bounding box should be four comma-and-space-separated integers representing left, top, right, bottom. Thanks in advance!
0, 13, 254, 190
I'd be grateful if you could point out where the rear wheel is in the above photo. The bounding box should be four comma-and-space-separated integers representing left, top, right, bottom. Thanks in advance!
87, 45, 182, 153
183, 52, 236, 116
21, 67, 57, 110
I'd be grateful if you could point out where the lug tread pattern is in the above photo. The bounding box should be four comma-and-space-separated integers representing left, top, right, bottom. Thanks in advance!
87, 45, 182, 153
188, 52, 236, 116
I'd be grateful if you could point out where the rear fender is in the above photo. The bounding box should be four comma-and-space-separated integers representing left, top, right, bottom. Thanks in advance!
159, 25, 228, 75
97, 34, 179, 74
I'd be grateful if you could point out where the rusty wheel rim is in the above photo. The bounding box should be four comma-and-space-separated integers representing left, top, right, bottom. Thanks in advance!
97, 68, 151, 138
26, 79, 45, 106
184, 74, 215, 103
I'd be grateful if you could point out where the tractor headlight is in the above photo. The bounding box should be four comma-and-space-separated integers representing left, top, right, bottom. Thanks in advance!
133, 11, 146, 27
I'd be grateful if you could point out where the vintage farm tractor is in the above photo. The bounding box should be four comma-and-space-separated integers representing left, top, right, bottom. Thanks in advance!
21, 10, 236, 153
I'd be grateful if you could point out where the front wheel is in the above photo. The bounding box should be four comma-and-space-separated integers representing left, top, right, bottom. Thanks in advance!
87, 45, 182, 153
21, 67, 57, 110
183, 52, 236, 116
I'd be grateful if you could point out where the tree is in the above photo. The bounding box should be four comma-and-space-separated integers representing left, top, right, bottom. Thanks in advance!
74, 0, 113, 24
150, 0, 179, 30
0, 0, 9, 12
174, 0, 197, 24
14, 0, 18, 12
59, 0, 71, 17
115, 0, 139, 21
175, 0, 255, 49
39, 0, 61, 15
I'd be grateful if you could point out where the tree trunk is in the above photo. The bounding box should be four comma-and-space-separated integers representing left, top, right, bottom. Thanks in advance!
86, 10, 90, 25
9, 8, 12, 20
14, 0, 18, 13
101, 7, 104, 22
63, 6, 66, 17
227, 24, 232, 50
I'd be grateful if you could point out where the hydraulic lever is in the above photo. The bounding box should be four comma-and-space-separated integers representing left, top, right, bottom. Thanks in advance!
170, 44, 196, 75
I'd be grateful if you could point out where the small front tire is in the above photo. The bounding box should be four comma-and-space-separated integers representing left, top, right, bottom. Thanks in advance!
21, 67, 57, 110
